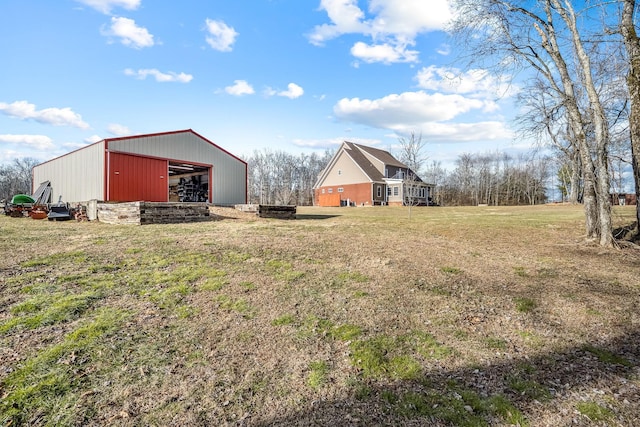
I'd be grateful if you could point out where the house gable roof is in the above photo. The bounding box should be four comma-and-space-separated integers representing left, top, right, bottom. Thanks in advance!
343, 142, 385, 182
314, 141, 411, 188
354, 143, 406, 169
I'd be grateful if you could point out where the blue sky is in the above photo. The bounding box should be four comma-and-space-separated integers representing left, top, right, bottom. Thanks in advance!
0, 0, 522, 167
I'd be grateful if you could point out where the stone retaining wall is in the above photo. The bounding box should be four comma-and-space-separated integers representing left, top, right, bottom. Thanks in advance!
97, 202, 210, 225
258, 205, 296, 219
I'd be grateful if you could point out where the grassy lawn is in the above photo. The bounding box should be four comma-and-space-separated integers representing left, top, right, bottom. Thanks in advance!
1, 204, 639, 426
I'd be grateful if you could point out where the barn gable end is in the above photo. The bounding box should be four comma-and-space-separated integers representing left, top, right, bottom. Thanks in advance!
32, 129, 247, 205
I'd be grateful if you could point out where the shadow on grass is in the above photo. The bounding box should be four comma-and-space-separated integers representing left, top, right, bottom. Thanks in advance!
294, 214, 342, 220
254, 328, 640, 426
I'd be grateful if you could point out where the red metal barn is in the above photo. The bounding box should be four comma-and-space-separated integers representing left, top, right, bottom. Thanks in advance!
32, 129, 247, 205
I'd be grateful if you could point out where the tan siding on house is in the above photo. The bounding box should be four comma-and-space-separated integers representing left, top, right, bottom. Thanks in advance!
33, 141, 105, 203
321, 151, 370, 186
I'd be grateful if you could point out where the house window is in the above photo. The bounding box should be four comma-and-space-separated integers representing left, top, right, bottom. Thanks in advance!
338, 169, 342, 175
321, 188, 325, 194
393, 186, 399, 196
377, 186, 382, 198
338, 187, 344, 193
387, 187, 391, 196
328, 188, 333, 193
420, 188, 425, 198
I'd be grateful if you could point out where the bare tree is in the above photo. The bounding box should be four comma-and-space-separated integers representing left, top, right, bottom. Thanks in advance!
516, 77, 582, 204
0, 157, 40, 202
620, 0, 640, 232
423, 160, 446, 205
245, 149, 333, 206
402, 171, 423, 220
451, 0, 615, 246
396, 132, 428, 177
438, 151, 548, 206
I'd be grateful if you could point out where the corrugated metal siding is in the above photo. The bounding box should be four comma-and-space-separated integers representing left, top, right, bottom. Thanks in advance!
108, 153, 168, 202
32, 141, 105, 203
108, 131, 246, 205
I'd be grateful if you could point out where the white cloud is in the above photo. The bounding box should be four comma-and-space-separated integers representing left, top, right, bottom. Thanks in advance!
351, 41, 418, 64
368, 0, 452, 36
308, 0, 369, 46
418, 121, 513, 142
205, 19, 238, 52
333, 91, 513, 142
278, 83, 304, 99
263, 87, 277, 97
309, 0, 452, 64
292, 137, 344, 149
62, 141, 91, 150
102, 17, 154, 49
85, 135, 103, 143
335, 91, 484, 126
436, 44, 451, 56
225, 80, 255, 96
0, 100, 89, 129
0, 134, 55, 150
415, 66, 517, 98
124, 68, 193, 83
292, 136, 381, 149
75, 0, 140, 14
107, 123, 130, 136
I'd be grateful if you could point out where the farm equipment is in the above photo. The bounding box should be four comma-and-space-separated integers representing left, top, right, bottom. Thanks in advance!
2, 181, 73, 220
3, 194, 35, 217
47, 196, 72, 221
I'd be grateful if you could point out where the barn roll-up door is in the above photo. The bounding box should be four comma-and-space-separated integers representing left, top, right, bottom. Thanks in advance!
108, 152, 168, 202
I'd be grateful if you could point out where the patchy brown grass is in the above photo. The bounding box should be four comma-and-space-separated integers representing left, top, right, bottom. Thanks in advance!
1, 204, 639, 426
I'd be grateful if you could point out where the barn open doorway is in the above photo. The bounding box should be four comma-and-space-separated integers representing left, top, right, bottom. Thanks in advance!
168, 162, 211, 202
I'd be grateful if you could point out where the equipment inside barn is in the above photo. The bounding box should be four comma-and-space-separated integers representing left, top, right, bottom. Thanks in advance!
168, 162, 209, 202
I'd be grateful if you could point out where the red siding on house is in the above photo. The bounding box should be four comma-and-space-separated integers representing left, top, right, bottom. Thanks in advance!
315, 183, 373, 206
108, 152, 168, 202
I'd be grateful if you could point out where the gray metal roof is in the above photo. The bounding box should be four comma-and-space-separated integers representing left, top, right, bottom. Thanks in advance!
343, 141, 385, 182
351, 142, 407, 169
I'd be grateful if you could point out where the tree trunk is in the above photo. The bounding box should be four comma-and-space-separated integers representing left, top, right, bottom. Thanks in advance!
569, 151, 581, 204
551, 0, 614, 246
531, 1, 600, 239
621, 0, 640, 233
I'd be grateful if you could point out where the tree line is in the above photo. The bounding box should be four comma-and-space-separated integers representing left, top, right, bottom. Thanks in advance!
243, 144, 551, 208
0, 147, 575, 210
244, 149, 334, 206
422, 152, 550, 207
0, 158, 39, 202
